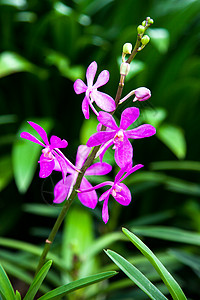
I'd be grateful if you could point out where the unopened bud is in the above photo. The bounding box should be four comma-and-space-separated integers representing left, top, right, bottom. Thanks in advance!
148, 18, 154, 24
134, 87, 151, 102
120, 62, 130, 76
123, 43, 132, 54
137, 25, 145, 35
142, 20, 146, 27
141, 35, 150, 45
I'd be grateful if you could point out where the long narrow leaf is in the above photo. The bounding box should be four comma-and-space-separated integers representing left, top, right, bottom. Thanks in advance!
122, 228, 187, 300
23, 260, 52, 300
105, 250, 168, 300
37, 271, 117, 300
0, 264, 16, 300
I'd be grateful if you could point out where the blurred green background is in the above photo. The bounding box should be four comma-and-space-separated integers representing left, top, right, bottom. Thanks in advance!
1, 0, 200, 299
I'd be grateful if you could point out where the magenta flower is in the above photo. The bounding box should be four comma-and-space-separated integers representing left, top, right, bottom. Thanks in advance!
53, 145, 112, 209
87, 107, 156, 168
134, 87, 151, 102
79, 163, 143, 223
73, 61, 116, 119
20, 121, 74, 179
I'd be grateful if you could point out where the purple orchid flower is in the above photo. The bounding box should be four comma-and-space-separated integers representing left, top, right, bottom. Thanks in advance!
73, 61, 116, 119
86, 107, 156, 168
53, 145, 112, 209
20, 121, 75, 179
79, 163, 143, 223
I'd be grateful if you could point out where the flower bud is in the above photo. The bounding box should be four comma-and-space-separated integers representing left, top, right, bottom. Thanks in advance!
141, 35, 150, 45
120, 62, 130, 76
123, 43, 132, 54
137, 25, 145, 35
148, 18, 154, 24
134, 87, 151, 102
142, 20, 146, 27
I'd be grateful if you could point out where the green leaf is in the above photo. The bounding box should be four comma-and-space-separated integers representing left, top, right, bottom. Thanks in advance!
105, 250, 168, 300
131, 226, 200, 246
150, 160, 200, 172
157, 124, 186, 159
0, 264, 16, 300
0, 52, 48, 79
0, 115, 17, 125
23, 204, 61, 218
148, 28, 170, 54
15, 290, 21, 300
122, 228, 187, 300
80, 116, 99, 145
24, 260, 52, 300
37, 271, 117, 300
142, 107, 167, 128
12, 118, 53, 193
0, 156, 13, 191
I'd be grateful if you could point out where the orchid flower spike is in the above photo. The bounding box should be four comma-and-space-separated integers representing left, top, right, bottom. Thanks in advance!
20, 121, 75, 179
73, 61, 116, 119
53, 145, 112, 209
87, 107, 156, 168
119, 87, 151, 105
79, 163, 143, 223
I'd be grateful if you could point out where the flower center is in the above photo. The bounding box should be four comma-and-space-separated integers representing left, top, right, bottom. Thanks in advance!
42, 147, 54, 160
113, 129, 124, 148
111, 184, 122, 197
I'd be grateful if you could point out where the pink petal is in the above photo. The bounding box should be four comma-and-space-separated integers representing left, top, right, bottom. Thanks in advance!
97, 111, 118, 130
120, 107, 140, 130
91, 90, 116, 112
76, 145, 91, 169
112, 183, 131, 206
86, 61, 97, 87
98, 140, 114, 162
93, 70, 110, 89
39, 154, 55, 178
82, 96, 90, 119
78, 177, 98, 209
86, 162, 112, 176
102, 196, 109, 224
99, 189, 111, 202
28, 121, 49, 146
53, 175, 75, 203
120, 163, 144, 182
50, 135, 68, 149
20, 132, 45, 147
114, 136, 133, 168
53, 152, 68, 179
114, 162, 132, 183
126, 124, 156, 139
87, 131, 115, 147
73, 79, 87, 94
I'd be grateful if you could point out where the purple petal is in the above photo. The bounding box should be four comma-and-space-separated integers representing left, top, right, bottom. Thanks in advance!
50, 135, 68, 149
82, 96, 90, 119
20, 132, 45, 147
53, 175, 75, 203
28, 121, 49, 146
86, 162, 112, 176
79, 181, 113, 193
73, 79, 87, 94
134, 87, 151, 101
114, 162, 132, 183
86, 61, 97, 87
93, 70, 109, 89
120, 107, 140, 130
53, 152, 68, 179
39, 154, 55, 178
78, 177, 98, 209
102, 196, 109, 224
126, 124, 156, 139
112, 183, 131, 206
114, 136, 133, 168
97, 140, 114, 162
76, 145, 91, 169
99, 189, 111, 202
87, 131, 115, 147
120, 164, 144, 182
91, 90, 116, 112
97, 111, 118, 130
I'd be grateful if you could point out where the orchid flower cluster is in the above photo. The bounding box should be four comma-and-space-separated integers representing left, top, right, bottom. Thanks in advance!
20, 18, 155, 224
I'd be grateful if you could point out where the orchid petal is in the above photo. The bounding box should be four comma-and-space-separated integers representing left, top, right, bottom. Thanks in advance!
91, 90, 116, 112
120, 163, 144, 182
126, 124, 156, 139
93, 70, 110, 89
97, 140, 114, 162
39, 154, 55, 178
53, 152, 68, 179
120, 107, 140, 130
87, 131, 115, 147
114, 135, 133, 168
99, 189, 111, 202
20, 132, 45, 147
79, 181, 113, 193
86, 162, 112, 176
50, 135, 68, 149
82, 96, 90, 119
28, 121, 49, 146
53, 175, 75, 203
102, 196, 109, 224
78, 177, 98, 209
86, 61, 97, 87
73, 79, 87, 94
97, 111, 118, 130
112, 183, 131, 206
114, 162, 132, 183
76, 145, 91, 169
